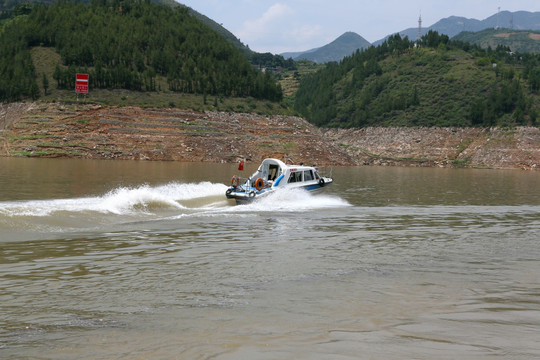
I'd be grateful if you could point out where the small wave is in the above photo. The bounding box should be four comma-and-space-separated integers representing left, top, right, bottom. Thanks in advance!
97, 185, 185, 214
232, 188, 351, 212
162, 188, 350, 221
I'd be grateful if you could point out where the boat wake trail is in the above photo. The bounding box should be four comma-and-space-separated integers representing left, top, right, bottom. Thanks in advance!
0, 183, 348, 237
0, 182, 228, 218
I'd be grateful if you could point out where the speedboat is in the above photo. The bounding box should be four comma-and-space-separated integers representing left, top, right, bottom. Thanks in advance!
225, 158, 333, 204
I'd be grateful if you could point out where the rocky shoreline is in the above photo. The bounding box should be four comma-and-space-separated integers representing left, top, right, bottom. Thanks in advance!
1, 102, 539, 170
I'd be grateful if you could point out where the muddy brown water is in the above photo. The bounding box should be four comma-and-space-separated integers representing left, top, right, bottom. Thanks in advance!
1, 158, 539, 359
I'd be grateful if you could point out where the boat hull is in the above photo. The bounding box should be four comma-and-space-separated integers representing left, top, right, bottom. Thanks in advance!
226, 178, 333, 204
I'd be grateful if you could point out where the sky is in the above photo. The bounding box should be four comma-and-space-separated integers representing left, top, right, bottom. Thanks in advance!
177, 0, 540, 54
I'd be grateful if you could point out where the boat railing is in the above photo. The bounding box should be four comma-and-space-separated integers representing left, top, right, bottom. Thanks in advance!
230, 174, 250, 188
316, 165, 333, 179
231, 174, 276, 191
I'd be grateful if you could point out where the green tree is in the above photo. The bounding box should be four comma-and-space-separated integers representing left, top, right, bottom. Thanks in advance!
42, 73, 49, 95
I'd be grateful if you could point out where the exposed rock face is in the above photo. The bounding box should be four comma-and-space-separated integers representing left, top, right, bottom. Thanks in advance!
1, 103, 539, 170
324, 127, 540, 170
1, 103, 37, 130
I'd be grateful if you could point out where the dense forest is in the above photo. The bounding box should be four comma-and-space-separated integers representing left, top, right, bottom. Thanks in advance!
0, 0, 283, 102
294, 31, 540, 127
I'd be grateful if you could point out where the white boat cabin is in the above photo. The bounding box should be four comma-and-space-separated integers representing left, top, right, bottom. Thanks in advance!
249, 158, 323, 189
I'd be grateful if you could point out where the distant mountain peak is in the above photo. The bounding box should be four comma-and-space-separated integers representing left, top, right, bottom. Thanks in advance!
280, 32, 372, 64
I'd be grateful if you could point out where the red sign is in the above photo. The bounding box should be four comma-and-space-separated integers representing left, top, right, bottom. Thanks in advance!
75, 73, 89, 94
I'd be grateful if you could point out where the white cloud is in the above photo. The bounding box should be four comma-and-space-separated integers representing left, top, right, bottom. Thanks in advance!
238, 3, 294, 43
236, 3, 330, 53
288, 24, 325, 44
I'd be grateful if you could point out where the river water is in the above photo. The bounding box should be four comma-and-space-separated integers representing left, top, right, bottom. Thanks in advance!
1, 158, 539, 359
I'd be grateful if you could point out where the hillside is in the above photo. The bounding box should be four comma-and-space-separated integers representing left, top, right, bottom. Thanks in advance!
0, 0, 248, 53
453, 28, 540, 53
1, 0, 293, 72
294, 32, 540, 128
181, 5, 251, 56
0, 0, 283, 103
281, 32, 372, 64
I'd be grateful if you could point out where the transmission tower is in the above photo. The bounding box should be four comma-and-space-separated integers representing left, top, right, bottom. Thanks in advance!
417, 12, 422, 43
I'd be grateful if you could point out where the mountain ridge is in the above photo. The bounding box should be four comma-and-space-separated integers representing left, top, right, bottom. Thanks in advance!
373, 10, 540, 46
280, 11, 540, 63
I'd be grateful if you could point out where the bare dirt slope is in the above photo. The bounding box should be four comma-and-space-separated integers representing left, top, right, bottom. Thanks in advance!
1, 103, 539, 170
0, 103, 354, 165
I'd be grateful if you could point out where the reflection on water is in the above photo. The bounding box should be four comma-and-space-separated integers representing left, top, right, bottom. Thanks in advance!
1, 158, 540, 359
